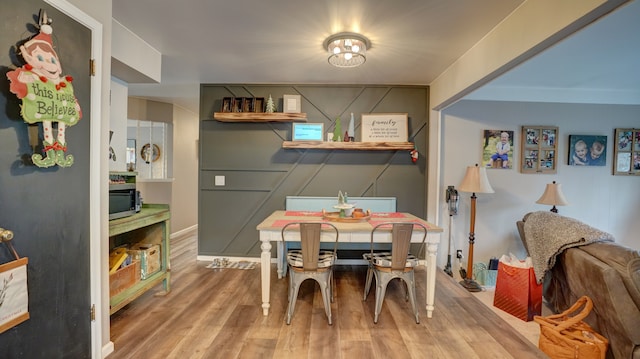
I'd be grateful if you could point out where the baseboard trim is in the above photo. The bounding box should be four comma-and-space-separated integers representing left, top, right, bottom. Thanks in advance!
102, 341, 114, 358
171, 224, 198, 240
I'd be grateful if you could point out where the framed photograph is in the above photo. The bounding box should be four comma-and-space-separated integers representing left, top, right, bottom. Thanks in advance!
0, 257, 30, 334
242, 98, 253, 112
283, 94, 301, 113
221, 97, 233, 112
482, 130, 514, 169
292, 123, 324, 141
253, 97, 265, 113
568, 135, 607, 166
360, 113, 408, 142
613, 128, 640, 175
232, 97, 243, 112
520, 126, 558, 174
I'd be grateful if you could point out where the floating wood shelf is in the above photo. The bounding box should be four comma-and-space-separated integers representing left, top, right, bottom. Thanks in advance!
282, 141, 415, 151
213, 112, 307, 122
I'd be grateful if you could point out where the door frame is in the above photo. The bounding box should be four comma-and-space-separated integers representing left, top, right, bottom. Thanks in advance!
43, 0, 104, 357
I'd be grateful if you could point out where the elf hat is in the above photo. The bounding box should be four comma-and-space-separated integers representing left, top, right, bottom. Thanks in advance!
25, 23, 54, 50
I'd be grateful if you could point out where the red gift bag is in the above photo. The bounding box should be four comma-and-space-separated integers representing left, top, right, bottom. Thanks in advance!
493, 259, 542, 321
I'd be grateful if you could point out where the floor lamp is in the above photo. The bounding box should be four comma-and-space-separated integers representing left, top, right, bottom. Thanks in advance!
458, 164, 494, 292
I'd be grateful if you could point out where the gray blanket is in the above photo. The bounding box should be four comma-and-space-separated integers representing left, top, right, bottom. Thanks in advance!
523, 211, 614, 283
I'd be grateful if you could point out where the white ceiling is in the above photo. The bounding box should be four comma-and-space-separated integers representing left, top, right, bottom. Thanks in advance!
112, 0, 640, 114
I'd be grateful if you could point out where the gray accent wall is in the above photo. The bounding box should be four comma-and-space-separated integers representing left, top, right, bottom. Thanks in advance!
198, 85, 429, 257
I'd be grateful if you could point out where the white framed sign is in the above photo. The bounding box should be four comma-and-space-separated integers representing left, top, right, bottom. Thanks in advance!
283, 94, 301, 113
361, 113, 408, 142
292, 123, 324, 141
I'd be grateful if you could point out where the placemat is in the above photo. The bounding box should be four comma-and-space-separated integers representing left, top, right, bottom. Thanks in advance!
284, 211, 323, 216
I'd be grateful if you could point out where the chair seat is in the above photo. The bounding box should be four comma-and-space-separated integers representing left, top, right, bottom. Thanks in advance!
363, 252, 419, 268
287, 249, 336, 268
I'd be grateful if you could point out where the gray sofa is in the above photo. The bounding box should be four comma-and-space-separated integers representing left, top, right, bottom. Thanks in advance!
517, 213, 640, 359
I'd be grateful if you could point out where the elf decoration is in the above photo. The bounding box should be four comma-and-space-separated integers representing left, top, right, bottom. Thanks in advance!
6, 10, 82, 168
411, 146, 418, 163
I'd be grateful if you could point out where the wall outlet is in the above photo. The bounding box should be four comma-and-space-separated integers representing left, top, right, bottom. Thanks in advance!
214, 175, 225, 186
456, 250, 463, 259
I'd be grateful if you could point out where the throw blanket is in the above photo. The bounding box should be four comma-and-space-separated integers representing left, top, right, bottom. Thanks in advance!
523, 211, 614, 283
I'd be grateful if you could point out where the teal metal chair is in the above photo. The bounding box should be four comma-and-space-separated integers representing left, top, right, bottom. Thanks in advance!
282, 222, 339, 325
363, 222, 427, 324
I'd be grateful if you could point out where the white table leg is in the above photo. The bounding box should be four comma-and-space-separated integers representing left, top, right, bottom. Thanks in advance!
261, 239, 272, 316
425, 242, 438, 318
277, 241, 285, 279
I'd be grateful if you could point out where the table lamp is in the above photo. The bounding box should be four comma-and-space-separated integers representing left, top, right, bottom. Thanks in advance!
458, 164, 494, 292
535, 181, 568, 213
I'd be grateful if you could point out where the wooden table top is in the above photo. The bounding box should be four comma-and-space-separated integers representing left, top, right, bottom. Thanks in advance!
256, 210, 442, 233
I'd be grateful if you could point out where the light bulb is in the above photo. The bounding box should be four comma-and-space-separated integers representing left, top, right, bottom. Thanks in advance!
333, 47, 341, 55
352, 44, 360, 53
344, 52, 352, 60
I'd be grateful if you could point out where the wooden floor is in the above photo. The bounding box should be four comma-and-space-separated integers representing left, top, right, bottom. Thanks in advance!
108, 233, 547, 359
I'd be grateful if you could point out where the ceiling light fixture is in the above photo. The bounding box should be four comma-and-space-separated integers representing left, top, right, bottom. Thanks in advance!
323, 32, 371, 68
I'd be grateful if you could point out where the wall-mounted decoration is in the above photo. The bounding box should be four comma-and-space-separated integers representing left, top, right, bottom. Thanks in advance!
0, 230, 29, 334
292, 123, 324, 141
568, 135, 607, 166
482, 130, 514, 169
109, 131, 117, 162
521, 126, 558, 174
140, 143, 161, 164
613, 128, 640, 176
361, 113, 408, 142
6, 10, 81, 168
283, 94, 301, 113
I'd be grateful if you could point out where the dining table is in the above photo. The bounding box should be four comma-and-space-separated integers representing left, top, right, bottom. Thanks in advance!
256, 210, 443, 318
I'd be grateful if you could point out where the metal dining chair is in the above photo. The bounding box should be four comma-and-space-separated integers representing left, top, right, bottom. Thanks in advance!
363, 222, 428, 324
282, 221, 339, 325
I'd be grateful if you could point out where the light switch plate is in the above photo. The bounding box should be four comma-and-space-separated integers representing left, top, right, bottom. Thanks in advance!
214, 175, 225, 186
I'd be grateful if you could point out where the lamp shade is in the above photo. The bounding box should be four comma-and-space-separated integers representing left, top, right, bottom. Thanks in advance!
458, 164, 494, 194
536, 181, 569, 206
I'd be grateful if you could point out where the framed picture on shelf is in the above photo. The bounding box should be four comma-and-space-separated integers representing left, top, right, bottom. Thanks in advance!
242, 98, 253, 112
360, 113, 408, 142
253, 97, 265, 112
613, 128, 640, 175
568, 135, 607, 166
232, 97, 243, 112
283, 94, 301, 113
520, 126, 558, 174
221, 97, 233, 112
481, 130, 514, 169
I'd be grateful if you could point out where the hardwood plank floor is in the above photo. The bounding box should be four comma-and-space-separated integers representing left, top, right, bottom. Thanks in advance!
108, 233, 547, 359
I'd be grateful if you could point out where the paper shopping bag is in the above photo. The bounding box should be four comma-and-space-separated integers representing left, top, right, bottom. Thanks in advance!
493, 260, 542, 321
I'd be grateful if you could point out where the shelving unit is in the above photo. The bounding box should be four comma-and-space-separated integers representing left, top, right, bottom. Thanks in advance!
213, 112, 307, 122
282, 141, 414, 151
108, 203, 171, 315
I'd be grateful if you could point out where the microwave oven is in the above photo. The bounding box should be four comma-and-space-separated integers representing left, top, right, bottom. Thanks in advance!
109, 183, 137, 220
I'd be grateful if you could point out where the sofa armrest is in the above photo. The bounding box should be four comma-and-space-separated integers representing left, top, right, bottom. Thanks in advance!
516, 221, 528, 255
563, 247, 640, 359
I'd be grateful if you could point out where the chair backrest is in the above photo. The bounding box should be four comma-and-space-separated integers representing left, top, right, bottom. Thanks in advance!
371, 222, 428, 271
282, 222, 339, 271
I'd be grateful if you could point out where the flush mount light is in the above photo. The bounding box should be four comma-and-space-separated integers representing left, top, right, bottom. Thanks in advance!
323, 32, 371, 68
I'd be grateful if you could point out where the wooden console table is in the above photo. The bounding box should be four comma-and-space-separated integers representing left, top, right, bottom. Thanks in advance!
108, 204, 171, 314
